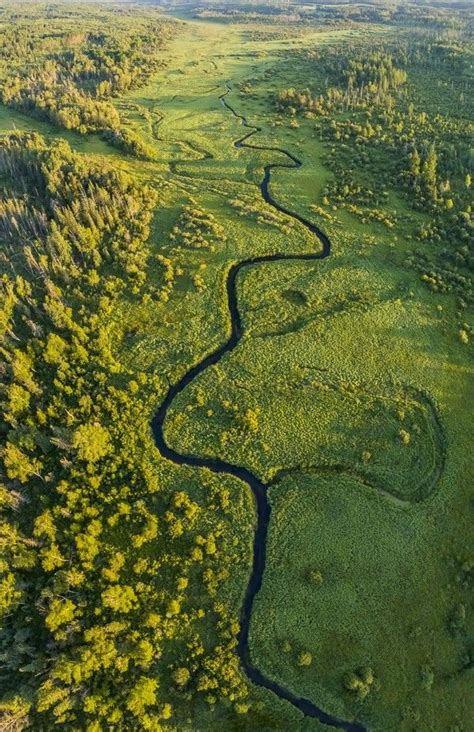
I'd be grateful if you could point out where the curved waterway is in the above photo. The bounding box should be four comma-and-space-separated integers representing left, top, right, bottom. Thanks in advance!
151, 82, 366, 731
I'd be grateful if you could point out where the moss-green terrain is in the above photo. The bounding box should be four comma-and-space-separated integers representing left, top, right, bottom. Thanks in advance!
0, 2, 472, 730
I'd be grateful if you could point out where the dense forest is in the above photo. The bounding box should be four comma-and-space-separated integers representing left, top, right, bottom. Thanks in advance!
0, 6, 178, 158
192, 0, 471, 29
0, 134, 254, 729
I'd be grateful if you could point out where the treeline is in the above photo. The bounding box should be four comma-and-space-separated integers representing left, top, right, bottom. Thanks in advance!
276, 51, 407, 117
194, 0, 471, 31
0, 135, 251, 728
275, 38, 472, 119
335, 53, 407, 94
323, 133, 472, 305
317, 1, 471, 30
273, 36, 473, 306
0, 9, 177, 159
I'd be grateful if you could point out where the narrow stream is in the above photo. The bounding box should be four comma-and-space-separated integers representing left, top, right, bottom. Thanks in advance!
151, 82, 365, 731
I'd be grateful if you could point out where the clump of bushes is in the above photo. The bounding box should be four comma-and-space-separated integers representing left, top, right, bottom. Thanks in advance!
343, 667, 376, 701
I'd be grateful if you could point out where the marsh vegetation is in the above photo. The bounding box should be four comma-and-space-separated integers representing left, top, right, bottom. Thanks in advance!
0, 1, 472, 730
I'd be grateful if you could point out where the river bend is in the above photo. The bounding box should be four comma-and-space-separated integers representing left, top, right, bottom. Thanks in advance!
151, 82, 365, 732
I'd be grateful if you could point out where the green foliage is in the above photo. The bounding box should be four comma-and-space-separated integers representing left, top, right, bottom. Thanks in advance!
72, 422, 111, 462
276, 51, 407, 117
169, 202, 227, 252
0, 6, 471, 732
0, 5, 177, 158
343, 667, 375, 701
276, 35, 472, 310
173, 667, 191, 686
0, 134, 253, 729
297, 651, 313, 667
420, 664, 434, 692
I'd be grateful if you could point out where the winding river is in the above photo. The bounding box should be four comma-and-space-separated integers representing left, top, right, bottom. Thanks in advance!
151, 82, 365, 731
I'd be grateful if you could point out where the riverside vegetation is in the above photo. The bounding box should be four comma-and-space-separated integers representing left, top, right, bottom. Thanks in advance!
0, 2, 472, 731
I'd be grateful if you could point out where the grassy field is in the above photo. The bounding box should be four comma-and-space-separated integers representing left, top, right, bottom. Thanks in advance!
143, 17, 472, 731
0, 6, 472, 731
